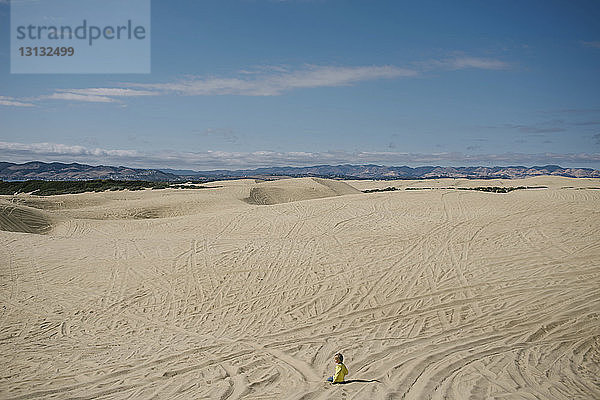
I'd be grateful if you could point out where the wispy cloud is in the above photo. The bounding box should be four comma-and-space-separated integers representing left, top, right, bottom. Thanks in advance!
539, 108, 600, 114
0, 96, 35, 107
421, 56, 510, 71
573, 120, 600, 126
582, 41, 600, 49
19, 55, 509, 104
37, 88, 157, 103
200, 128, 240, 144
60, 88, 157, 97
0, 141, 137, 157
441, 56, 510, 70
1, 141, 598, 170
40, 93, 118, 103
502, 122, 566, 134
483, 118, 600, 135
128, 65, 417, 96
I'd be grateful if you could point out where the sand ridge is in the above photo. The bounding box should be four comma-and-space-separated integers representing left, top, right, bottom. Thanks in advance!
0, 200, 54, 234
245, 177, 361, 205
0, 177, 599, 399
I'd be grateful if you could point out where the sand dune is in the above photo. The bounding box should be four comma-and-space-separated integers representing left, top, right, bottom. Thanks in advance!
246, 177, 361, 205
0, 177, 599, 399
0, 200, 54, 234
347, 175, 600, 191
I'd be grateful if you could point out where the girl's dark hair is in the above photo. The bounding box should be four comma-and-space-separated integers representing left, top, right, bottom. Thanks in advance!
335, 353, 343, 362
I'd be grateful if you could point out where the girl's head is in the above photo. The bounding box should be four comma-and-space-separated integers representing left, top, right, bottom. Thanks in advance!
334, 353, 343, 363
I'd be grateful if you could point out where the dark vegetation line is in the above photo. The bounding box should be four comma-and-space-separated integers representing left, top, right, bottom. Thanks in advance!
363, 186, 547, 194
363, 187, 400, 193
0, 180, 214, 196
455, 186, 547, 193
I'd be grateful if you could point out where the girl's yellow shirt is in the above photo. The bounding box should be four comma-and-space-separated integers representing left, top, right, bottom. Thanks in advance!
333, 362, 348, 383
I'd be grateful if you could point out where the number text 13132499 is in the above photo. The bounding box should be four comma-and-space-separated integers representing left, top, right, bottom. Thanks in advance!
19, 47, 75, 56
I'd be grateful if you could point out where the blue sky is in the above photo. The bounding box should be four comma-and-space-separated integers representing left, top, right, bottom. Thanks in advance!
1, 0, 599, 170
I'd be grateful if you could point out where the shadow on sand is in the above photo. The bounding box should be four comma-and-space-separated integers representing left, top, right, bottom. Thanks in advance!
337, 379, 381, 384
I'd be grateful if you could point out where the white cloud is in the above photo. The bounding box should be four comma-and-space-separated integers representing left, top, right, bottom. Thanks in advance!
0, 141, 138, 157
8, 56, 510, 105
60, 88, 157, 97
582, 41, 600, 49
38, 88, 158, 103
423, 56, 510, 71
1, 141, 598, 170
444, 56, 510, 70
24, 64, 417, 103
129, 65, 418, 96
0, 96, 35, 107
40, 93, 118, 103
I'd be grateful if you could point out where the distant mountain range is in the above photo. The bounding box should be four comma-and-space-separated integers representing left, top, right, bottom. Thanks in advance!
1, 161, 599, 182
0, 162, 178, 182
169, 164, 600, 180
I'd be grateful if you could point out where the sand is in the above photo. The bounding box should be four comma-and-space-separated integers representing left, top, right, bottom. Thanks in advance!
0, 176, 599, 399
0, 201, 54, 235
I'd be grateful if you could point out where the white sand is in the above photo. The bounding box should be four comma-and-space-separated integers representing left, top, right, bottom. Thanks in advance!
1, 176, 599, 399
